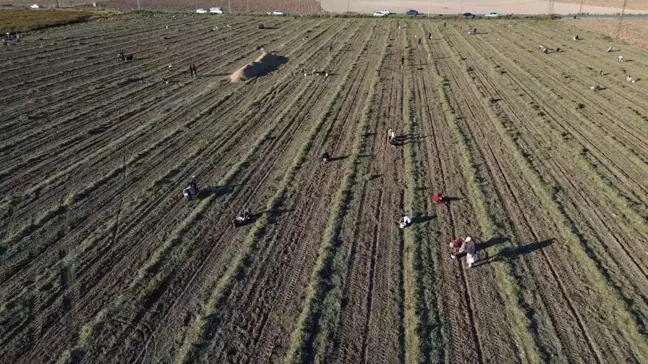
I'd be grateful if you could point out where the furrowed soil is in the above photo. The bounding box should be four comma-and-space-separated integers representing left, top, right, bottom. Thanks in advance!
0, 15, 647, 364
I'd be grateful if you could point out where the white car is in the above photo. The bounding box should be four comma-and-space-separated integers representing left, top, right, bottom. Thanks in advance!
209, 7, 223, 14
268, 10, 285, 15
196, 8, 208, 14
373, 11, 386, 17
484, 12, 499, 17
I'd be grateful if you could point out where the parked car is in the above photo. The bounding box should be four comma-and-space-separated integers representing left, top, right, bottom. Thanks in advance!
484, 12, 499, 17
209, 7, 223, 14
373, 11, 387, 17
405, 9, 419, 16
462, 12, 474, 18
196, 8, 208, 14
268, 10, 285, 15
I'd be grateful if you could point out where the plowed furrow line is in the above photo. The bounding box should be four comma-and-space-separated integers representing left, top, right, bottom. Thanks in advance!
0, 17, 253, 98
360, 189, 382, 364
484, 143, 604, 364
437, 35, 597, 362
366, 52, 404, 364
84, 23, 359, 363
5, 22, 350, 364
184, 24, 381, 364
481, 25, 648, 160
0, 19, 334, 270
0, 16, 203, 76
122, 23, 366, 364
0, 18, 302, 168
282, 21, 389, 364
471, 27, 648, 203
454, 32, 648, 285
429, 30, 491, 364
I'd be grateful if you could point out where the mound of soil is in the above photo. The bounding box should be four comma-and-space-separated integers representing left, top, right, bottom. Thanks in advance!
230, 51, 287, 82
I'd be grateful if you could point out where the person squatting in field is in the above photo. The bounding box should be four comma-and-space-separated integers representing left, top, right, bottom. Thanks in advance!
387, 128, 396, 145
432, 193, 448, 205
450, 236, 477, 268
232, 207, 253, 226
398, 215, 412, 229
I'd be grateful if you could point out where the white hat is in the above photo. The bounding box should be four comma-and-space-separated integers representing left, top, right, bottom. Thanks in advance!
465, 237, 472, 242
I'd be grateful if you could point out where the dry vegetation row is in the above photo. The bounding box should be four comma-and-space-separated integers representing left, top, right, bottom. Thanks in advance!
0, 14, 646, 364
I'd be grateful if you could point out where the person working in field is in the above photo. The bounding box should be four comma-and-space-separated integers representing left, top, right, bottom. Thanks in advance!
399, 215, 412, 229
450, 236, 477, 268
387, 129, 396, 144
432, 193, 447, 205
233, 207, 253, 227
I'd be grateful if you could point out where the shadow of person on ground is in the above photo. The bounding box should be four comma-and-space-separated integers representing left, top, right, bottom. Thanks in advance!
392, 133, 429, 146
473, 238, 554, 267
412, 213, 435, 225
477, 235, 510, 252
253, 208, 293, 220
197, 184, 242, 199
328, 155, 349, 162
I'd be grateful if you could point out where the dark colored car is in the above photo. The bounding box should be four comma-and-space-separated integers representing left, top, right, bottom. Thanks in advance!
463, 12, 475, 18
406, 9, 419, 16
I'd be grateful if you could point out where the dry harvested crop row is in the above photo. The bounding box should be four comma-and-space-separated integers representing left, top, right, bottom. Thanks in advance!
1, 15, 647, 364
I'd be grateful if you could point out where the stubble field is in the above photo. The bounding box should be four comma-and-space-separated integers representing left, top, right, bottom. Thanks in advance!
1, 14, 647, 364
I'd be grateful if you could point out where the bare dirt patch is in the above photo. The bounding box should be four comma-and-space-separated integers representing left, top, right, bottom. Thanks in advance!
567, 18, 648, 48
0, 9, 97, 33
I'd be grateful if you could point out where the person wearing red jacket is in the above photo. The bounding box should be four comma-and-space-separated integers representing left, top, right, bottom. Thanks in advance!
432, 193, 445, 205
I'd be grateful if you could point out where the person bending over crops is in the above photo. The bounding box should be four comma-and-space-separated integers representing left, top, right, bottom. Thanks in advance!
450, 236, 477, 268
399, 215, 412, 229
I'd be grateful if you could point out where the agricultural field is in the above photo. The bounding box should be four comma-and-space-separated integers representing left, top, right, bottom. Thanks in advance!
1, 13, 648, 364
569, 18, 648, 49
0, 0, 323, 13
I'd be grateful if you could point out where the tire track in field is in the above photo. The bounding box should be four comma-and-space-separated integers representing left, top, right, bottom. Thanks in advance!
281, 21, 390, 364
0, 18, 326, 272
456, 27, 648, 288
179, 23, 383, 364
438, 24, 646, 363
1, 18, 344, 362
459, 32, 648, 285
120, 22, 367, 364
451, 27, 648, 359
0, 17, 297, 182
66, 20, 357, 364
0, 17, 313, 229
